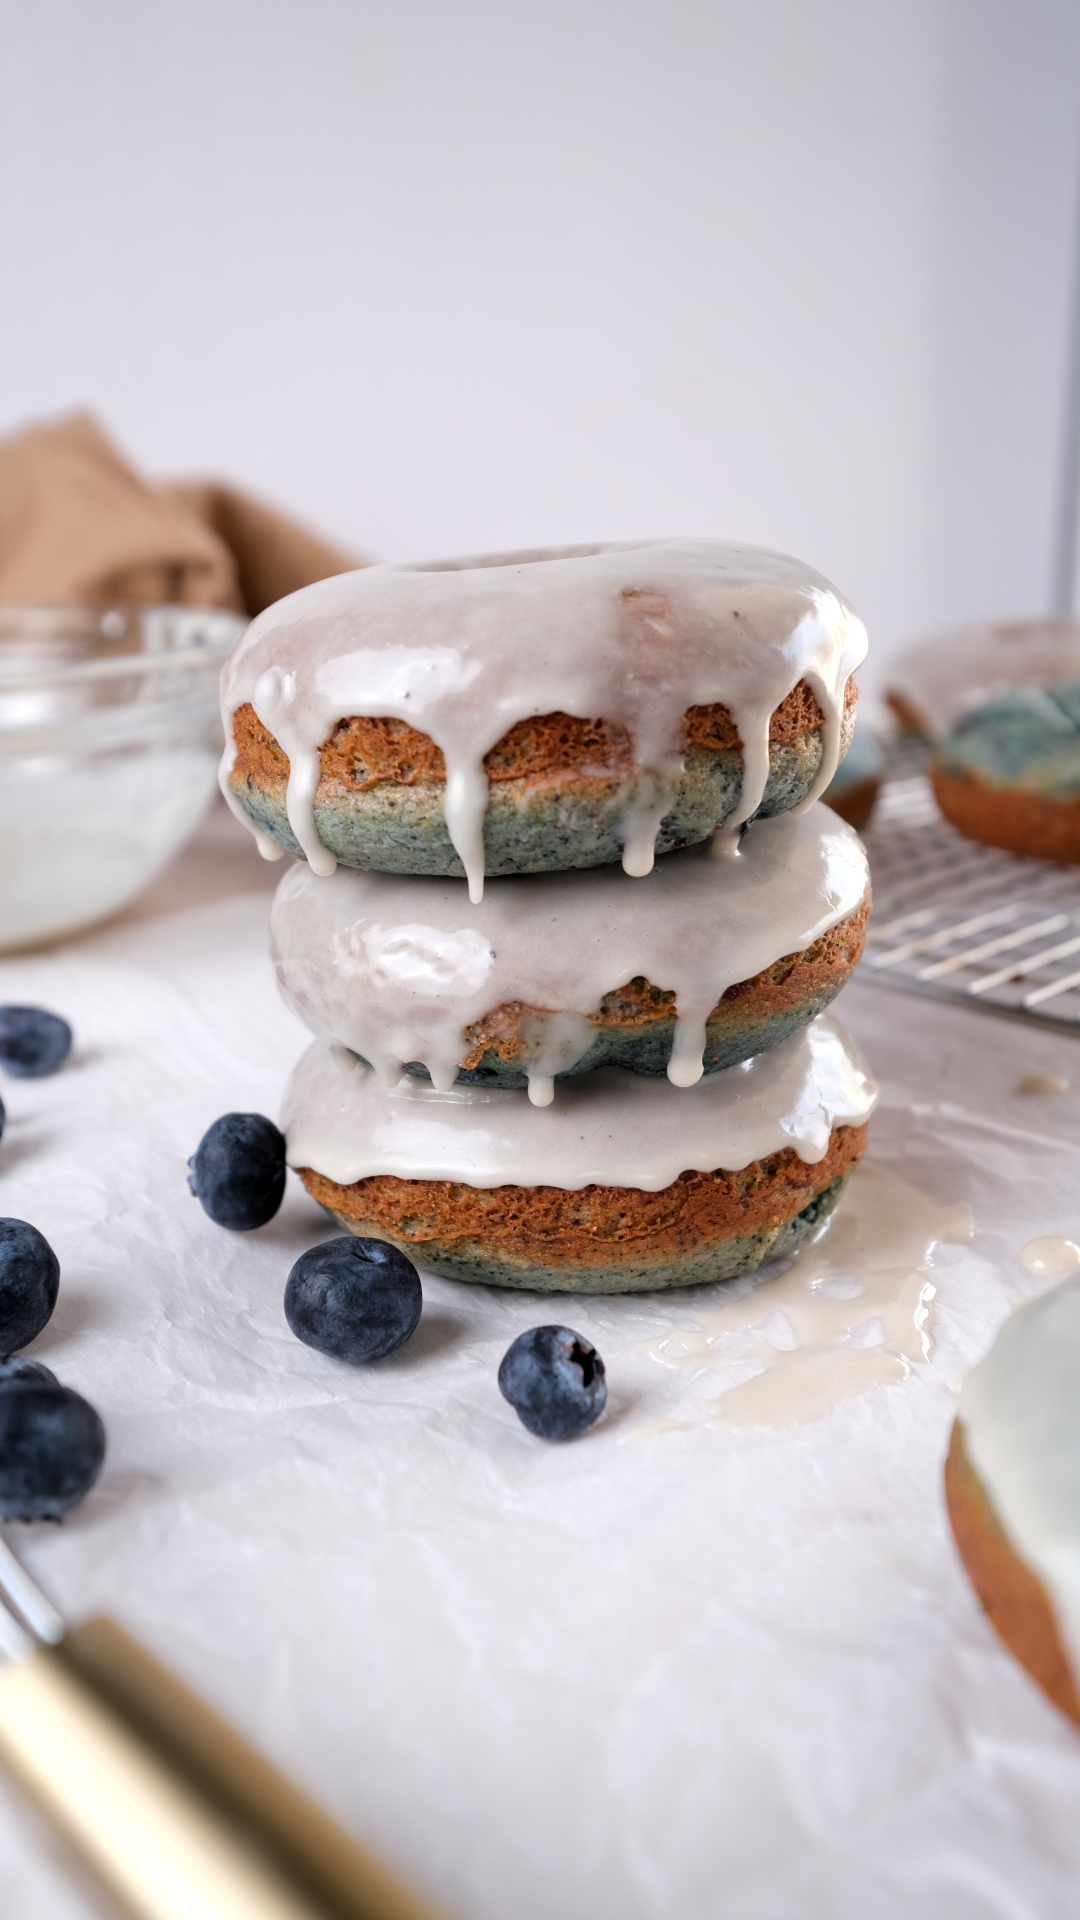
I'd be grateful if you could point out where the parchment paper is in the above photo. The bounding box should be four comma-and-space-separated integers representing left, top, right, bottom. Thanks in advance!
2, 805, 1080, 1920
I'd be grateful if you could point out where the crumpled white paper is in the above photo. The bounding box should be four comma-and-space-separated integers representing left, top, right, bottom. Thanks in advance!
2, 805, 1080, 1920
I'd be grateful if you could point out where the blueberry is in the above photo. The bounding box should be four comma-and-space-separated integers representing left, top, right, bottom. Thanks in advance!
0, 1090, 5, 1141
284, 1237, 422, 1363
498, 1326, 607, 1440
0, 1356, 58, 1390
188, 1113, 287, 1230
0, 1007, 73, 1079
0, 1220, 60, 1357
0, 1383, 105, 1521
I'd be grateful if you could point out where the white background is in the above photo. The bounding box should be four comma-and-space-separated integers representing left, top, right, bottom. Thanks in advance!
1, 1, 1080, 684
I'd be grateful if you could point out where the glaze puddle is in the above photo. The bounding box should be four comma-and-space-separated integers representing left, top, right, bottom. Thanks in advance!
1019, 1236, 1080, 1278
629, 1165, 972, 1434
1017, 1071, 1069, 1095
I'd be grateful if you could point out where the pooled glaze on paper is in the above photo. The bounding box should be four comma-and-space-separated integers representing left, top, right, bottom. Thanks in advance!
281, 1012, 878, 1192
960, 1275, 1080, 1692
633, 1166, 972, 1433
270, 803, 869, 1104
220, 540, 867, 901
1020, 1237, 1080, 1278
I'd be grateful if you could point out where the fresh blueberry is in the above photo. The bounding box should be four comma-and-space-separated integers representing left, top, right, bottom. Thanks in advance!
0, 1007, 73, 1079
284, 1237, 422, 1363
0, 1219, 60, 1357
188, 1113, 287, 1230
0, 1383, 105, 1521
498, 1326, 607, 1440
0, 1356, 58, 1390
0, 1089, 5, 1141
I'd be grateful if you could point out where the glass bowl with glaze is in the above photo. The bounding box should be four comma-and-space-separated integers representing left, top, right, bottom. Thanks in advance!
0, 605, 247, 950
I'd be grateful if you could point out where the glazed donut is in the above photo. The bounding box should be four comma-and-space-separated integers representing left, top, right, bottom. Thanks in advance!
281, 1013, 878, 1292
222, 540, 866, 900
886, 617, 1080, 743
270, 803, 870, 1103
932, 682, 1080, 865
945, 1276, 1080, 1726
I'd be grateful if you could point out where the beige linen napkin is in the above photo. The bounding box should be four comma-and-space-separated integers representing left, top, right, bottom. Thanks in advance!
171, 479, 362, 616
0, 412, 361, 614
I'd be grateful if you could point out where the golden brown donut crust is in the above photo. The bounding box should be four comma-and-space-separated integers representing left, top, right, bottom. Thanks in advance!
932, 766, 1080, 865
296, 1122, 868, 1272
944, 1418, 1080, 1726
457, 899, 870, 1070
231, 676, 858, 800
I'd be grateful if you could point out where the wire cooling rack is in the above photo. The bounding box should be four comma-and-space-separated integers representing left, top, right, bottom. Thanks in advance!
858, 743, 1080, 1031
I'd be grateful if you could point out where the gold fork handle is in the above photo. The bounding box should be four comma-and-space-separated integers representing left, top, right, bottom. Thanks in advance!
0, 1616, 443, 1920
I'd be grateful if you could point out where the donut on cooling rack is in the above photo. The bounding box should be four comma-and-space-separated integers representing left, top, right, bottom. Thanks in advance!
885, 617, 1080, 743
221, 541, 866, 898
931, 682, 1080, 865
281, 1013, 878, 1292
820, 714, 884, 831
270, 804, 870, 1101
945, 1276, 1080, 1727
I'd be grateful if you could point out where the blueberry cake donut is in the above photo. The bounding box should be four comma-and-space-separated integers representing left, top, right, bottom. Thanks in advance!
271, 803, 870, 1103
222, 541, 866, 899
945, 1276, 1080, 1726
886, 617, 1080, 743
932, 682, 1080, 865
281, 1013, 878, 1292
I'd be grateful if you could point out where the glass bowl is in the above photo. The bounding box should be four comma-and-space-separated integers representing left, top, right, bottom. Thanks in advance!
0, 605, 247, 951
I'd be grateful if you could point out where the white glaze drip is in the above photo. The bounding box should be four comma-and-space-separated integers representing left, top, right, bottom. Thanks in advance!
252, 667, 338, 878
634, 1166, 972, 1432
270, 803, 869, 1102
280, 1012, 878, 1193
221, 541, 867, 899
515, 1011, 597, 1107
792, 665, 845, 812
960, 1275, 1080, 1693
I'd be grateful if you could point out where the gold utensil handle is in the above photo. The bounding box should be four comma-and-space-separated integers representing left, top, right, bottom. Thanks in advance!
0, 1615, 444, 1920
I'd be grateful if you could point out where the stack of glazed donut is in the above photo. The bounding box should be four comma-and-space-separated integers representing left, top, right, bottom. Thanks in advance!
221, 539, 879, 1293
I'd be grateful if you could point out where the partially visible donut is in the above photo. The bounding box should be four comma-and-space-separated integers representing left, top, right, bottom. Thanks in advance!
932, 682, 1080, 864
945, 1276, 1080, 1726
887, 617, 1080, 743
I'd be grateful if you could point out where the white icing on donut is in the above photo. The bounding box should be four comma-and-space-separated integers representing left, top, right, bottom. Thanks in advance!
269, 802, 869, 1104
281, 1011, 878, 1192
221, 541, 867, 903
960, 1277, 1080, 1688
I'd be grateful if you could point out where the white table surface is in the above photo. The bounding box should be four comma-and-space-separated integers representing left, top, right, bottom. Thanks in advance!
2, 801, 1080, 1920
